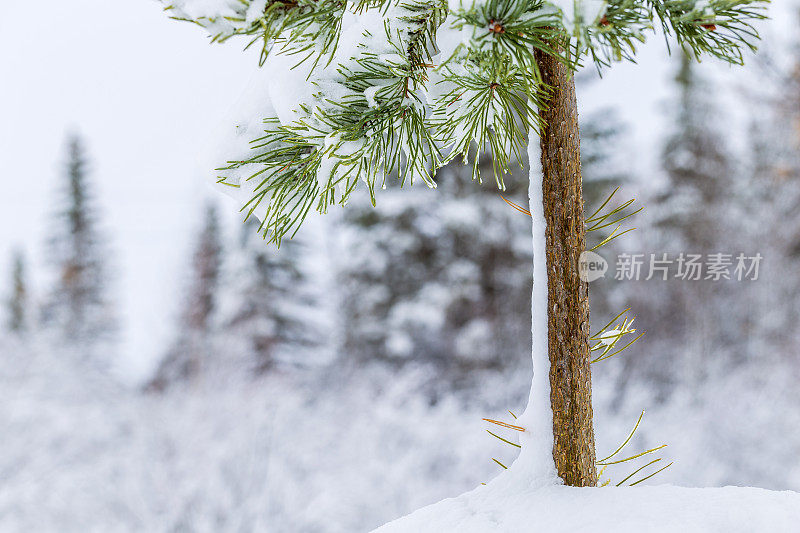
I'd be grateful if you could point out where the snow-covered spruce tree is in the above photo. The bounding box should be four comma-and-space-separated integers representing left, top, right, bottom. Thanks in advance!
769, 25, 800, 350
656, 51, 731, 251
623, 50, 735, 398
337, 157, 533, 383
765, 23, 800, 264
149, 203, 223, 390
225, 218, 318, 375
740, 22, 800, 359
42, 135, 116, 355
163, 0, 766, 486
580, 107, 630, 207
4, 250, 28, 335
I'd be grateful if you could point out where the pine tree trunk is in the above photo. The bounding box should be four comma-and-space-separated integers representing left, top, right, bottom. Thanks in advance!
534, 48, 597, 487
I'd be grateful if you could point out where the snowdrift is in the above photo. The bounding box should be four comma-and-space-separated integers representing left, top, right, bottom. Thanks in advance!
373, 475, 800, 532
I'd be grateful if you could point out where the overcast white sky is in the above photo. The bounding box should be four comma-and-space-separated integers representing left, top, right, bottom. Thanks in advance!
0, 0, 791, 383
0, 0, 259, 380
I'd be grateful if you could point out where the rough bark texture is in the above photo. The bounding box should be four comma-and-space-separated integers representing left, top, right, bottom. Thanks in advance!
535, 48, 597, 487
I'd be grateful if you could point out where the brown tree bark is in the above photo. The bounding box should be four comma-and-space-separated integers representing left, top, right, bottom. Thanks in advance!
534, 48, 597, 487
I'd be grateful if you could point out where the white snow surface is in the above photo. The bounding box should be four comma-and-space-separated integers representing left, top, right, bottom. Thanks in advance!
166, 0, 253, 37
514, 132, 557, 484
262, 6, 398, 130
4, 328, 800, 531
548, 0, 607, 32
373, 478, 800, 532
201, 66, 279, 222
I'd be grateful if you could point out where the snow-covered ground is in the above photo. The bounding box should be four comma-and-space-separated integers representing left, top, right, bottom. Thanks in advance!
375, 481, 800, 532
2, 336, 799, 532
0, 339, 510, 532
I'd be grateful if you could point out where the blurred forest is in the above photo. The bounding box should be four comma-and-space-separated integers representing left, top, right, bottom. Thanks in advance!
1, 21, 800, 533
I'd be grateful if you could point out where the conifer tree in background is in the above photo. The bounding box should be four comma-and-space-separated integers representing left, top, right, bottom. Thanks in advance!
741, 20, 800, 358
162, 0, 766, 487
772, 23, 800, 260
5, 250, 28, 334
774, 25, 800, 348
338, 159, 533, 383
42, 135, 116, 355
628, 51, 735, 395
657, 52, 731, 251
226, 218, 318, 374
150, 203, 223, 390
580, 108, 630, 207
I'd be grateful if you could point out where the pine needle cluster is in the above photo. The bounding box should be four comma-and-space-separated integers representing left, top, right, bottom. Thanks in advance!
163, 0, 766, 243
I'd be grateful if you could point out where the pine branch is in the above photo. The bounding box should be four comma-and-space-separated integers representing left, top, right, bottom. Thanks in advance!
165, 0, 768, 243
648, 0, 768, 65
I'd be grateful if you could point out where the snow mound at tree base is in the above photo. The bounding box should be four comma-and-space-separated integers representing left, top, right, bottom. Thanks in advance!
373, 477, 800, 532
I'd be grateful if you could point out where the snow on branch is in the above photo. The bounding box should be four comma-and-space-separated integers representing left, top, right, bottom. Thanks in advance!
164, 0, 767, 243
